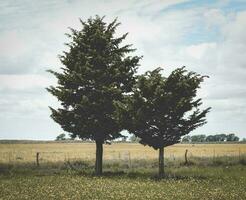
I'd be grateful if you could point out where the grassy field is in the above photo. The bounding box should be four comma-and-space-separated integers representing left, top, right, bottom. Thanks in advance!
0, 142, 245, 165
0, 142, 246, 199
0, 162, 246, 199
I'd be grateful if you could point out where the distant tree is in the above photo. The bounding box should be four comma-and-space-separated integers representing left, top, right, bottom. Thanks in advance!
120, 67, 211, 177
56, 133, 66, 141
233, 136, 239, 141
214, 134, 227, 142
191, 134, 206, 143
120, 136, 127, 142
129, 135, 140, 143
68, 134, 75, 140
226, 133, 239, 141
206, 133, 240, 142
47, 16, 141, 175
205, 135, 214, 142
242, 138, 246, 142
181, 135, 191, 143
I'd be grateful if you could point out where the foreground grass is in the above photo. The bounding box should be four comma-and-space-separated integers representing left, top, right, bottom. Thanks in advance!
0, 163, 246, 200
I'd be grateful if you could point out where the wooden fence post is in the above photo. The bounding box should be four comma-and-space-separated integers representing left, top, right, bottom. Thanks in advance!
185, 149, 188, 165
128, 151, 131, 169
36, 152, 40, 167
213, 149, 215, 160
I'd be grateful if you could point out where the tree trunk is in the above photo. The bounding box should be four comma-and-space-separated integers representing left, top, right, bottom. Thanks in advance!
95, 140, 103, 175
159, 147, 164, 177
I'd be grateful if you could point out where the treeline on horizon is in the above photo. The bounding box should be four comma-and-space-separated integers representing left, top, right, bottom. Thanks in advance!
1, 133, 245, 144
53, 132, 246, 143
129, 133, 245, 143
181, 133, 245, 143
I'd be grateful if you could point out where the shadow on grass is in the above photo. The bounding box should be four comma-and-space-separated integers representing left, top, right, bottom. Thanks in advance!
75, 168, 208, 181
0, 162, 208, 181
2, 156, 245, 180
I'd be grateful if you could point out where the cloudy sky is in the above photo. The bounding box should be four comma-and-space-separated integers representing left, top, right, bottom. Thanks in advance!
0, 0, 246, 140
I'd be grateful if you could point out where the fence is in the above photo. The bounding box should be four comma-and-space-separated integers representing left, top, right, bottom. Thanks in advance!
0, 144, 245, 167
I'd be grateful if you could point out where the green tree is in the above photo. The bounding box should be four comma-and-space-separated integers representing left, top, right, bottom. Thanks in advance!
226, 133, 239, 141
129, 135, 140, 143
120, 67, 210, 177
206, 133, 239, 142
47, 16, 141, 175
181, 135, 191, 143
191, 134, 206, 142
216, 134, 227, 141
206, 135, 215, 142
56, 133, 66, 141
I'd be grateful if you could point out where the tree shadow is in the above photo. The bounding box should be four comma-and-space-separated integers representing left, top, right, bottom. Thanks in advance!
0, 162, 208, 181
77, 169, 208, 181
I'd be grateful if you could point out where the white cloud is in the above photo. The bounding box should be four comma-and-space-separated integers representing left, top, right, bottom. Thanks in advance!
0, 31, 29, 57
203, 9, 227, 29
1, 0, 246, 139
0, 74, 55, 90
184, 9, 246, 136
185, 43, 217, 59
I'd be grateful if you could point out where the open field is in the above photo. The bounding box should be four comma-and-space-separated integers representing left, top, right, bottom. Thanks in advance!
0, 164, 246, 199
0, 142, 246, 165
0, 142, 246, 199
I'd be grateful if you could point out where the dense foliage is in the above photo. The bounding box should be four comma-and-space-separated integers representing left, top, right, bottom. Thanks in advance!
47, 15, 211, 177
47, 16, 141, 174
120, 67, 210, 176
122, 67, 210, 149
55, 133, 66, 141
182, 133, 240, 143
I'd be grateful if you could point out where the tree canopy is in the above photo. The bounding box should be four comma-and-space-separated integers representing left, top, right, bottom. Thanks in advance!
55, 133, 66, 141
47, 16, 141, 175
181, 133, 240, 143
122, 67, 211, 149
119, 67, 211, 176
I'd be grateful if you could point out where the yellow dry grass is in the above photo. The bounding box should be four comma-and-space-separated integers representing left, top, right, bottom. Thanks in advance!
0, 142, 245, 164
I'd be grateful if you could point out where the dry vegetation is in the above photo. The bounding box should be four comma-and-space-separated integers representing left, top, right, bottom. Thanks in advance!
0, 142, 246, 199
0, 142, 245, 164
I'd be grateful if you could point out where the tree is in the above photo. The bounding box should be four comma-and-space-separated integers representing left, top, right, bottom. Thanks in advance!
226, 133, 239, 141
206, 133, 240, 142
205, 135, 215, 142
181, 135, 191, 143
47, 16, 141, 175
129, 135, 140, 143
191, 134, 206, 142
119, 135, 127, 142
216, 134, 227, 141
120, 67, 211, 177
56, 133, 66, 141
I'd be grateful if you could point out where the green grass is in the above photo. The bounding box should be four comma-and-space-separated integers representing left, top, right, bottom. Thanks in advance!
0, 158, 246, 200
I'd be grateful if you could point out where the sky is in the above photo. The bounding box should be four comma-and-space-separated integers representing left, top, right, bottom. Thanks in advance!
0, 0, 246, 140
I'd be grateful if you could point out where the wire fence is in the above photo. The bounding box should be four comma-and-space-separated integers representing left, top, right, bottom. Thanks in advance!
0, 147, 245, 167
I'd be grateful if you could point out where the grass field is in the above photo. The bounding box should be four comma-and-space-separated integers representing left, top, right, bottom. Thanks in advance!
0, 142, 245, 165
0, 142, 246, 199
0, 162, 246, 199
